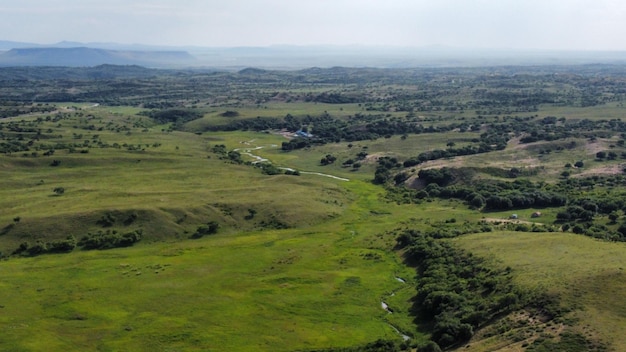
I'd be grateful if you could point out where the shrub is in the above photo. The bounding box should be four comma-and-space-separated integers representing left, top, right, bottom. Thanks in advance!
191, 221, 219, 239
79, 230, 142, 250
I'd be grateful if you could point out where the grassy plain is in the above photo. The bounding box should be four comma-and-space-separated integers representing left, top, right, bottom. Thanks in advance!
5, 66, 626, 351
0, 109, 430, 351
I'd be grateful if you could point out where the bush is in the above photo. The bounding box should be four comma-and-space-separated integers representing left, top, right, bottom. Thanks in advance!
191, 221, 219, 239
79, 230, 142, 250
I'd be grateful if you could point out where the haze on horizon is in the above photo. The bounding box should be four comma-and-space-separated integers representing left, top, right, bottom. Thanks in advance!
2, 0, 626, 51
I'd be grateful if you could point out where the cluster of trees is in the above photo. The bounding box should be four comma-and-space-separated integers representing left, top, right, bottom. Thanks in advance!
309, 339, 408, 352
78, 229, 143, 250
409, 168, 567, 211
281, 137, 318, 151
373, 156, 402, 184
396, 229, 527, 350
12, 229, 143, 256
13, 236, 77, 256
0, 102, 56, 119
211, 144, 244, 164
139, 108, 203, 129
190, 221, 219, 239
320, 154, 337, 165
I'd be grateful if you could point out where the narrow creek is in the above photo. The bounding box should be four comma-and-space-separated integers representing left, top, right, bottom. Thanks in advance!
237, 140, 410, 340
381, 277, 411, 341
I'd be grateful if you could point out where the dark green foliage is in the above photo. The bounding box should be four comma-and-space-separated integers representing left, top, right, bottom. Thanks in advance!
258, 214, 289, 229
284, 169, 300, 176
281, 137, 319, 151
397, 229, 526, 349
79, 230, 142, 249
526, 332, 607, 352
244, 208, 256, 220
373, 156, 401, 184
191, 221, 219, 239
140, 108, 203, 125
411, 168, 566, 210
320, 154, 337, 165
211, 144, 228, 154
304, 339, 399, 352
46, 236, 77, 253
12, 236, 77, 256
258, 163, 281, 175
97, 212, 116, 227
417, 341, 442, 352
123, 212, 138, 226
53, 187, 65, 195
227, 150, 243, 163
220, 110, 239, 117
418, 168, 455, 187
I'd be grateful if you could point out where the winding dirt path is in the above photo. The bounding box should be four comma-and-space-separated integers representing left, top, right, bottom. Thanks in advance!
234, 141, 350, 181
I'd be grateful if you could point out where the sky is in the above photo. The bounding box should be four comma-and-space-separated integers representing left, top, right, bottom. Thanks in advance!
2, 0, 626, 50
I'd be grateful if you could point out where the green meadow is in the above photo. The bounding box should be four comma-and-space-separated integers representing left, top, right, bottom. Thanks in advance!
0, 110, 427, 351
4, 65, 626, 351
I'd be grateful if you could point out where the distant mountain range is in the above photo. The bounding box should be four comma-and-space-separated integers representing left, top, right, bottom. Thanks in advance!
3, 40, 626, 69
0, 46, 196, 68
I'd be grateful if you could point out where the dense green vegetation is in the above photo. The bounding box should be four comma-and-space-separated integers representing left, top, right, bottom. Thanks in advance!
3, 64, 626, 351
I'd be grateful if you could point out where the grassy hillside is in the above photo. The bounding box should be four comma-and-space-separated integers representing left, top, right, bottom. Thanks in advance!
4, 65, 626, 351
0, 108, 426, 351
455, 232, 626, 351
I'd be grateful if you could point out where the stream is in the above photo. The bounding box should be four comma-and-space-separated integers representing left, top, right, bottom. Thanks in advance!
381, 277, 411, 341
237, 140, 410, 340
233, 142, 349, 181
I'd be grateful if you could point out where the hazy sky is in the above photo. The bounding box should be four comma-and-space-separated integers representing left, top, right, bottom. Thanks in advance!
2, 0, 626, 50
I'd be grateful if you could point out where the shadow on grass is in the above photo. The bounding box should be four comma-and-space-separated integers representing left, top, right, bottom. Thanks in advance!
0, 223, 15, 235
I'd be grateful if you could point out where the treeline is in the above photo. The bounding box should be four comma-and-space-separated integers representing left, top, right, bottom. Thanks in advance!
402, 131, 508, 168
396, 229, 533, 350
139, 108, 204, 126
12, 229, 142, 256
392, 169, 626, 241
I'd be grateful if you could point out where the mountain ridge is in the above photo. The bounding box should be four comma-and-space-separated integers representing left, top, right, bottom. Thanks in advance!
0, 47, 196, 68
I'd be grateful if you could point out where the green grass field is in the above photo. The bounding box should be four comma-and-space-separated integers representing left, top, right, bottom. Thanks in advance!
0, 110, 430, 351
4, 89, 626, 351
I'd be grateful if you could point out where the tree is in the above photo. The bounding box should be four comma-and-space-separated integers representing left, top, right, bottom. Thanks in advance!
574, 160, 584, 168
320, 154, 337, 165
191, 221, 220, 238
53, 187, 65, 195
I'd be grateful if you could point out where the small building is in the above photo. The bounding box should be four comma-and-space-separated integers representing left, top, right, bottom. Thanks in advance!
295, 130, 313, 138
